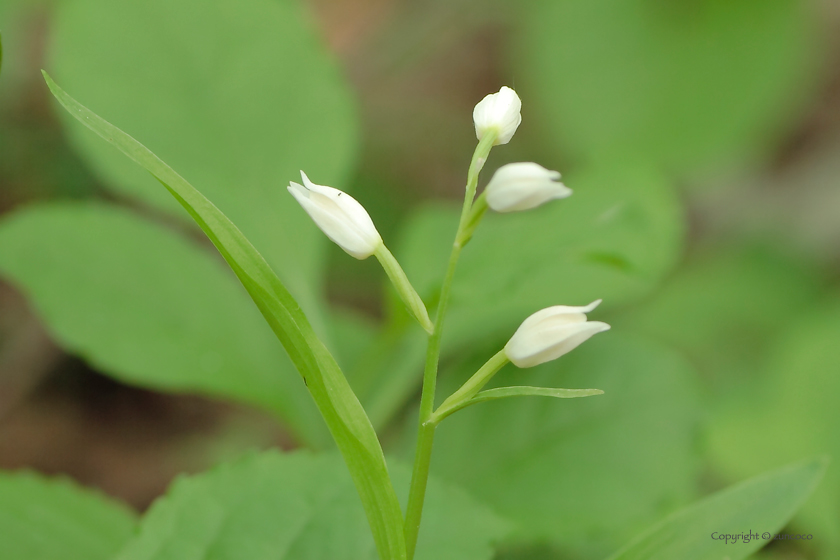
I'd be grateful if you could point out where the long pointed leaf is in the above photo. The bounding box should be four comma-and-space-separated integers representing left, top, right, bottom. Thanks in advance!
606, 458, 828, 560
474, 386, 604, 402
438, 386, 603, 421
43, 72, 406, 560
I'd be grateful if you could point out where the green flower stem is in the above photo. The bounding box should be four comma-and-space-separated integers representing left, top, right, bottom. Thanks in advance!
430, 349, 509, 425
458, 132, 497, 230
374, 244, 434, 334
403, 418, 436, 558
403, 244, 458, 560
456, 190, 489, 248
403, 130, 497, 560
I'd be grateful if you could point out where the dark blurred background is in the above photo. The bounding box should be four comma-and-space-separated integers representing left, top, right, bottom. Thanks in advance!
1, 0, 839, 558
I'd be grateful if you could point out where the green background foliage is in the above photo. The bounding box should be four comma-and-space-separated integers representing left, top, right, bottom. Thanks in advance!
114, 451, 508, 560
516, 0, 819, 173
0, 471, 137, 560
0, 202, 325, 445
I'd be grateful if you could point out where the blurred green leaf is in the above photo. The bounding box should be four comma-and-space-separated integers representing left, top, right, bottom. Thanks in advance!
348, 319, 428, 430
606, 458, 827, 560
115, 451, 509, 560
0, 471, 137, 560
0, 201, 327, 447
420, 333, 701, 558
516, 0, 818, 173
42, 75, 404, 560
400, 163, 682, 352
48, 0, 359, 318
610, 242, 824, 390
707, 296, 840, 554
327, 307, 379, 376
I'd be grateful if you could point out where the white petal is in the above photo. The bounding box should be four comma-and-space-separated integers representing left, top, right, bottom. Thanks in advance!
287, 181, 309, 200
517, 300, 602, 329
504, 301, 607, 368
300, 171, 379, 244
485, 162, 571, 212
508, 321, 610, 368
492, 162, 560, 183
488, 180, 571, 212
288, 172, 382, 259
473, 86, 522, 145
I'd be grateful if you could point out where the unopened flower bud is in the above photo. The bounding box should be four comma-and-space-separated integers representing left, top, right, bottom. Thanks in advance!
473, 86, 522, 146
505, 300, 610, 368
288, 171, 382, 259
485, 162, 571, 213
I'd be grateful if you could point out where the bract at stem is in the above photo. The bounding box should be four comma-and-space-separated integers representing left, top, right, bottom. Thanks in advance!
431, 349, 510, 425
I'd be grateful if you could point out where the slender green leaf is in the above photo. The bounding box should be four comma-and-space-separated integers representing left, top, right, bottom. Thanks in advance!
43, 74, 405, 560
116, 451, 509, 560
0, 471, 137, 560
438, 386, 603, 422
472, 386, 604, 403
48, 0, 359, 322
606, 458, 827, 560
0, 202, 326, 446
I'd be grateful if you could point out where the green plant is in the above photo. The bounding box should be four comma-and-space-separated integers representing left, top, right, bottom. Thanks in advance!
7, 71, 819, 560
0, 3, 831, 555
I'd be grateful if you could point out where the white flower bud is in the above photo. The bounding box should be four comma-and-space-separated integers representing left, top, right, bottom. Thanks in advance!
505, 300, 610, 368
473, 86, 522, 145
287, 171, 382, 259
485, 162, 572, 213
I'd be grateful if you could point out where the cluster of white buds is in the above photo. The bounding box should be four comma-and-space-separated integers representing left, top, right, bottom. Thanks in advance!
505, 301, 610, 368
471, 87, 571, 214
283, 84, 609, 554
288, 86, 608, 358
471, 89, 608, 365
